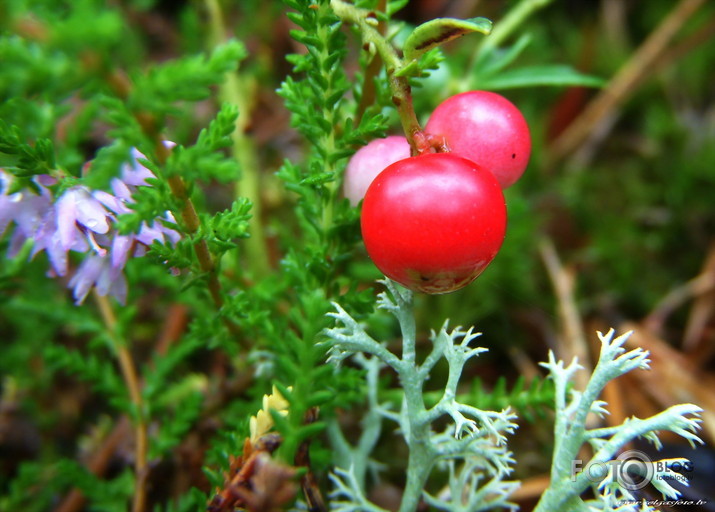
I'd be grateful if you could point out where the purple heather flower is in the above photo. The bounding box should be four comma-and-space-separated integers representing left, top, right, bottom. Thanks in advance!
1, 170, 58, 260
120, 148, 157, 187
31, 205, 87, 277
1, 146, 180, 305
1, 170, 46, 237
68, 253, 128, 305
94, 189, 130, 216
56, 186, 111, 251
137, 218, 181, 246
110, 234, 134, 271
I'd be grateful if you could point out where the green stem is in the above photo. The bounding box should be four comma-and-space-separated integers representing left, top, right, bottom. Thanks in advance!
105, 69, 232, 321
157, 140, 242, 340
330, 0, 425, 155
312, 1, 345, 238
165, 172, 223, 308
205, 0, 270, 278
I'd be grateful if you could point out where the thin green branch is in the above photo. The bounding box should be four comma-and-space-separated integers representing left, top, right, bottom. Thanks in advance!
105, 68, 236, 332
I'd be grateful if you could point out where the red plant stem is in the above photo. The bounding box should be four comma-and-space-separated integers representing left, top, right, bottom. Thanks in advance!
94, 291, 148, 512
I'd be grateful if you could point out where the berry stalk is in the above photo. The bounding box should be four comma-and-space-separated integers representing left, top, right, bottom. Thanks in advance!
330, 0, 426, 155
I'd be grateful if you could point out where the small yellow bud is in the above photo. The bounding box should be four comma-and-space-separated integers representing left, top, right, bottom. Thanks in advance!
249, 386, 291, 444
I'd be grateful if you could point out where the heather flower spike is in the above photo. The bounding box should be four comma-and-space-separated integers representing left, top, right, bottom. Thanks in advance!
0, 148, 179, 305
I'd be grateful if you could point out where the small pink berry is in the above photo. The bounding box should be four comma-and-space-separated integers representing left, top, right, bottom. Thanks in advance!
343, 136, 410, 206
425, 91, 531, 189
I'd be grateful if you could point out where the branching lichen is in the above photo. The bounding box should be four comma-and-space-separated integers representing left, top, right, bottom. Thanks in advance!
534, 329, 703, 512
325, 280, 518, 512
327, 287, 704, 512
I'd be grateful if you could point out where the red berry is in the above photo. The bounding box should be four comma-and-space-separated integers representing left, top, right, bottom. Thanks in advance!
425, 91, 531, 189
361, 153, 506, 294
343, 136, 410, 206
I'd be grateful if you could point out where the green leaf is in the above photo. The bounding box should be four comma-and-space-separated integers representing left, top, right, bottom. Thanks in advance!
300, 171, 334, 186
296, 420, 326, 442
394, 59, 422, 78
478, 33, 533, 76
196, 102, 239, 151
403, 17, 492, 62
206, 197, 253, 249
477, 65, 605, 90
0, 119, 57, 177
130, 40, 246, 114
387, 0, 410, 16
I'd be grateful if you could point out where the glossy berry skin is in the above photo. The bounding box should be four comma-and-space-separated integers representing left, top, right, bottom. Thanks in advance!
425, 91, 531, 189
343, 136, 410, 206
361, 153, 506, 294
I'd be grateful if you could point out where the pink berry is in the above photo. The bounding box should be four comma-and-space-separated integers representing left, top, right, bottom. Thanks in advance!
424, 91, 531, 189
343, 136, 410, 206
